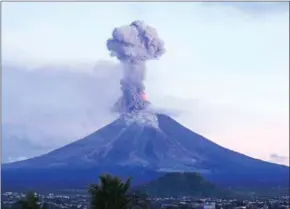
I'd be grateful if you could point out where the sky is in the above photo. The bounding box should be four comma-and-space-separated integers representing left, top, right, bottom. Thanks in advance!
2, 2, 289, 165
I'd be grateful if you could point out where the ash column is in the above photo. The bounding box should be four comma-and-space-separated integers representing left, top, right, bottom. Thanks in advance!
106, 20, 165, 114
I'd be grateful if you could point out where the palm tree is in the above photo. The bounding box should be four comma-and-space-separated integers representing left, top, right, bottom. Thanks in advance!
89, 174, 149, 209
14, 191, 40, 209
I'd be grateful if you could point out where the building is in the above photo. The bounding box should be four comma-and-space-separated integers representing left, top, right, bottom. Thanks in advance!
204, 202, 216, 209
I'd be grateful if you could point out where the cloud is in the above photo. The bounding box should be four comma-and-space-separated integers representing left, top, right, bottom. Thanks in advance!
2, 123, 57, 162
2, 61, 122, 146
203, 2, 289, 15
270, 154, 289, 165
7, 156, 28, 163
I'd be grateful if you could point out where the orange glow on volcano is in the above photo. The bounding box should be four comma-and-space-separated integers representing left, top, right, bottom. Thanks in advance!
140, 92, 148, 101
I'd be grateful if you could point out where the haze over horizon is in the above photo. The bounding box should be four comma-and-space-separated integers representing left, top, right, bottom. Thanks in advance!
2, 2, 289, 166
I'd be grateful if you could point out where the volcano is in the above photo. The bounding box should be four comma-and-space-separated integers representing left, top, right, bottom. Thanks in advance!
2, 112, 289, 192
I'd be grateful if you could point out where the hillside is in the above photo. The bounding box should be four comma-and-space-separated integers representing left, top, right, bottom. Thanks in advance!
139, 172, 229, 198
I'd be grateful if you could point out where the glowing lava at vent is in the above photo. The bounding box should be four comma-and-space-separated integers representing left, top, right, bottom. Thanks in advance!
141, 92, 148, 101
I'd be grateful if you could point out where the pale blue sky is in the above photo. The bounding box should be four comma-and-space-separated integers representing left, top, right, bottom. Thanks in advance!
2, 2, 289, 165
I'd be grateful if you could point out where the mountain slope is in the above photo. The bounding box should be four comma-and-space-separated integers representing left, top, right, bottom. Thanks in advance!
2, 113, 289, 191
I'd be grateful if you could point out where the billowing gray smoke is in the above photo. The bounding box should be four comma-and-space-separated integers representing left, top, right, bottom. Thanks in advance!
107, 20, 165, 114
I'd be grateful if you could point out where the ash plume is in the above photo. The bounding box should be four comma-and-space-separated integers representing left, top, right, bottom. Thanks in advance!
107, 20, 165, 114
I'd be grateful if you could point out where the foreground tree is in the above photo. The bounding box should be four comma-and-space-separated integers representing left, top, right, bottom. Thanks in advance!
13, 191, 40, 209
89, 174, 149, 209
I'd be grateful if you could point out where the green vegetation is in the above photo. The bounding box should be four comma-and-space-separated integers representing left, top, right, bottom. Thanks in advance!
13, 191, 44, 209
139, 172, 230, 198
89, 174, 149, 209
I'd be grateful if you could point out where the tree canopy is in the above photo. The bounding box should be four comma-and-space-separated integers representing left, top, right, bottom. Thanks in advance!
89, 174, 149, 209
